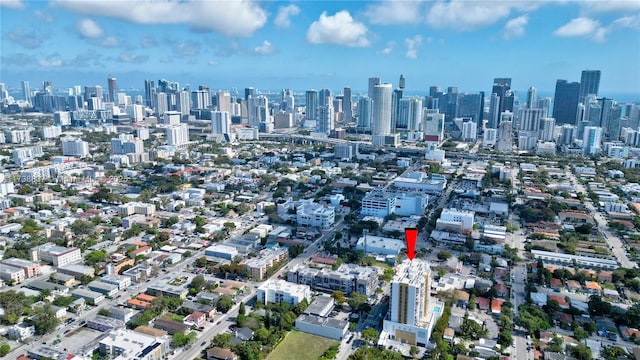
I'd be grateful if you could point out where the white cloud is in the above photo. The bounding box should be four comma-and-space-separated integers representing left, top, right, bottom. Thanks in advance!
141, 36, 157, 48
52, 0, 267, 37
404, 35, 423, 59
611, 14, 640, 29
365, 0, 423, 25
117, 52, 149, 63
580, 0, 640, 13
274, 4, 300, 28
101, 36, 119, 47
377, 41, 395, 55
208, 60, 219, 66
38, 58, 63, 67
306, 11, 370, 47
502, 15, 529, 39
0, 0, 24, 9
553, 17, 601, 37
76, 18, 103, 38
425, 0, 538, 31
554, 15, 639, 42
254, 40, 275, 55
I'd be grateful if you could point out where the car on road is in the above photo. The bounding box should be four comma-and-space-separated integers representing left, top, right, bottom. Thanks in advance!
200, 341, 206, 346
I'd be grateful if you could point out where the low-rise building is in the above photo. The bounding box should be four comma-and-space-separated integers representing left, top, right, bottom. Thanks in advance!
99, 328, 169, 360
204, 244, 239, 260
184, 311, 207, 328
87, 314, 125, 332
57, 264, 95, 279
287, 263, 378, 296
88, 281, 119, 297
31, 242, 82, 267
109, 306, 135, 323
295, 314, 348, 340
296, 203, 335, 229
153, 318, 190, 334
71, 288, 105, 305
146, 284, 188, 299
1, 257, 40, 277
101, 274, 132, 290
242, 247, 288, 281
0, 263, 25, 284
257, 279, 312, 306
8, 323, 35, 340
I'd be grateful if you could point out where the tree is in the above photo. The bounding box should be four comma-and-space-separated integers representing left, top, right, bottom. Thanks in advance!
570, 343, 593, 360
468, 294, 476, 310
573, 326, 589, 341
347, 292, 368, 311
239, 302, 246, 316
189, 275, 207, 292
172, 330, 196, 347
362, 328, 380, 344
194, 256, 208, 268
70, 219, 94, 236
216, 295, 234, 313
31, 304, 59, 335
0, 344, 10, 357
213, 333, 232, 348
460, 315, 488, 340
85, 250, 106, 266
331, 290, 346, 304
588, 295, 611, 317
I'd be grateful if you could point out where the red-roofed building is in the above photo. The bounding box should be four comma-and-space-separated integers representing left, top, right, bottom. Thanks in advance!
129, 245, 152, 258
475, 297, 490, 310
184, 311, 207, 328
548, 295, 570, 309
491, 299, 505, 314
550, 278, 563, 291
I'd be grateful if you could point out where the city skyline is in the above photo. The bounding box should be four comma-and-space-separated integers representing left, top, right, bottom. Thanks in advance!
1, 0, 640, 96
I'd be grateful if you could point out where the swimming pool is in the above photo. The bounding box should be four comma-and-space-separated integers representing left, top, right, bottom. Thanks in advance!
434, 306, 441, 313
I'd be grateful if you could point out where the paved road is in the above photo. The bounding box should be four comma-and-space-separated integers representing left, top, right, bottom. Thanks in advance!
565, 171, 637, 269
174, 219, 347, 359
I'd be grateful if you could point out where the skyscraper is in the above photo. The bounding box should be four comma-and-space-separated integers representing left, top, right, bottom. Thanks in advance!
144, 79, 155, 108
492, 77, 514, 113
582, 126, 602, 156
107, 76, 117, 103
342, 87, 352, 123
526, 87, 536, 109
176, 90, 190, 116
244, 87, 254, 101
216, 91, 231, 113
541, 117, 556, 141
191, 87, 211, 110
391, 88, 404, 131
166, 124, 189, 147
552, 80, 580, 125
579, 70, 601, 104
368, 77, 381, 98
399, 74, 406, 89
382, 259, 442, 347
358, 97, 373, 129
398, 98, 422, 131
211, 111, 231, 136
22, 81, 31, 104
371, 83, 392, 137
305, 90, 319, 122
487, 93, 500, 129
281, 89, 294, 113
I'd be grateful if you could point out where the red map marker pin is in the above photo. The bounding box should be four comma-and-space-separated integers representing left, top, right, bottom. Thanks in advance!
405, 228, 417, 261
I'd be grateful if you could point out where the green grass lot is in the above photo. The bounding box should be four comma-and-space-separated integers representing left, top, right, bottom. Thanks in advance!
267, 331, 337, 360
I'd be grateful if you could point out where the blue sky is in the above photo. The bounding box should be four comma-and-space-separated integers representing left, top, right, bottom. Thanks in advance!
1, 0, 639, 97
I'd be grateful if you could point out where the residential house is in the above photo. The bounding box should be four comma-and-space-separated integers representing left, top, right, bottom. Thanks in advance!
584, 281, 602, 295
207, 347, 238, 360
